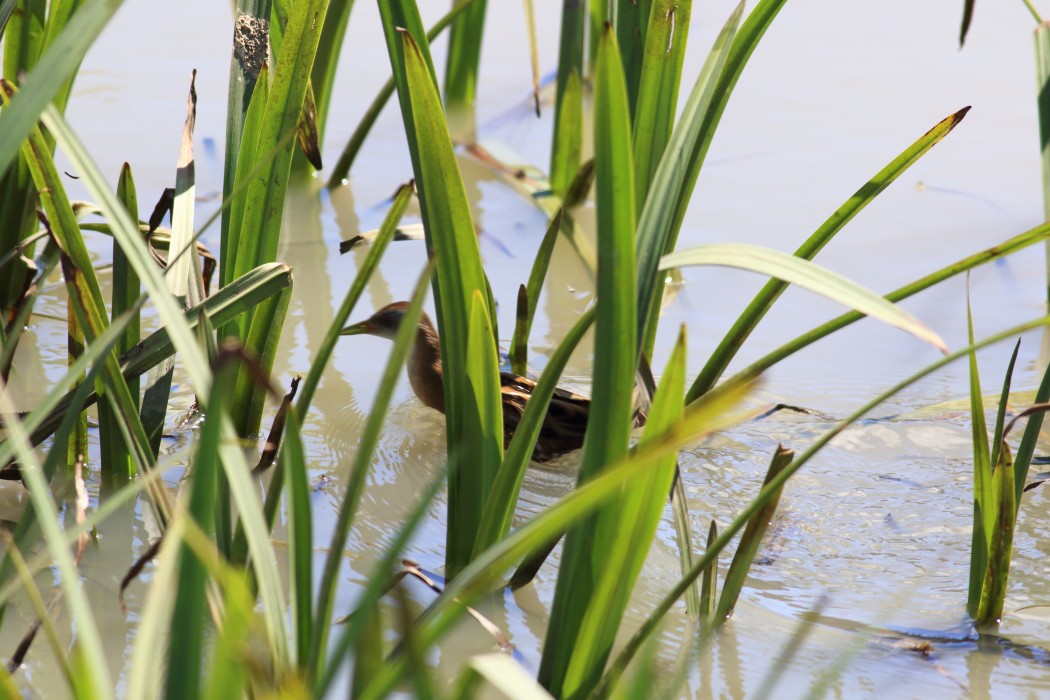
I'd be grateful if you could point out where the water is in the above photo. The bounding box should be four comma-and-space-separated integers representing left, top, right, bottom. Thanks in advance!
7, 0, 1050, 696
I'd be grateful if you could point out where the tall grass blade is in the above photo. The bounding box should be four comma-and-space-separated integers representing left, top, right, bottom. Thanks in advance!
632, 0, 692, 206
0, 0, 124, 178
966, 291, 990, 617
661, 243, 948, 354
221, 0, 270, 250
307, 263, 433, 679
614, 0, 649, 112
310, 0, 354, 145
550, 68, 583, 197
326, 0, 474, 185
713, 222, 1050, 404
358, 375, 760, 698
635, 3, 742, 357
296, 181, 413, 416
600, 316, 1050, 693
476, 306, 596, 553
690, 107, 970, 399
382, 14, 499, 576
716, 445, 792, 622
281, 408, 312, 666
165, 364, 233, 700
4, 81, 156, 479
42, 103, 292, 667
0, 378, 113, 698
565, 326, 686, 691
444, 0, 489, 136
699, 520, 718, 621
1035, 23, 1050, 305
540, 25, 637, 697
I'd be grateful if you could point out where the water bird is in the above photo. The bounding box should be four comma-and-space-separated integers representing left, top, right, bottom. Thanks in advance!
342, 302, 635, 462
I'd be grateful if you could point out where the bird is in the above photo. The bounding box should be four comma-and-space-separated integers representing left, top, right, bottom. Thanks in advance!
341, 301, 632, 462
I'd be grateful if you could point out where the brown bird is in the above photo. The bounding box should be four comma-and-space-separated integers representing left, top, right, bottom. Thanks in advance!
341, 301, 601, 462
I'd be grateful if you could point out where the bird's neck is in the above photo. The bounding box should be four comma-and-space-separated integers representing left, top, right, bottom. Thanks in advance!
408, 315, 445, 413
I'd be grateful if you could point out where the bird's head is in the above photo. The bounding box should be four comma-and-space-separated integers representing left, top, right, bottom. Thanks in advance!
340, 302, 413, 340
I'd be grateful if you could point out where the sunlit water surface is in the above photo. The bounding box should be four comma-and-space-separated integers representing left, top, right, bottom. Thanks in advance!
7, 0, 1050, 697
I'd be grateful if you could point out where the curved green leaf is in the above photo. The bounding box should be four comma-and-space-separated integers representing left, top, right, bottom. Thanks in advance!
660, 242, 948, 354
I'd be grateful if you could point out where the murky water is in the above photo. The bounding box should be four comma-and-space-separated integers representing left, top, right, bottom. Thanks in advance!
6, 0, 1050, 696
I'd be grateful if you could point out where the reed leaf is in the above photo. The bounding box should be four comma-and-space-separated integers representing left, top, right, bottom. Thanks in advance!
0, 382, 113, 698
357, 374, 760, 699
165, 363, 233, 699
296, 181, 412, 415
661, 243, 948, 354
476, 306, 596, 554
326, 0, 474, 185
715, 444, 792, 622
712, 221, 1050, 405
690, 106, 970, 400
699, 520, 718, 621
0, 0, 123, 178
382, 14, 499, 576
308, 263, 433, 679
41, 103, 292, 666
221, 0, 270, 250
598, 315, 1050, 693
444, 0, 488, 136
566, 325, 686, 691
632, 0, 692, 205
540, 25, 637, 697
635, 2, 742, 357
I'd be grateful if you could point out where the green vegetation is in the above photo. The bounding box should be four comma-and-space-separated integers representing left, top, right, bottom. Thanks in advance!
0, 1, 1049, 697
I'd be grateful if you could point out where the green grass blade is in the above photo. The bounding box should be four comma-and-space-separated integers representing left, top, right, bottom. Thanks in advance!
221, 0, 270, 259
222, 63, 269, 289
5, 81, 155, 479
989, 340, 1020, 468
698, 520, 718, 621
476, 306, 596, 553
463, 288, 505, 532
715, 445, 792, 622
548, 0, 585, 195
383, 17, 498, 576
307, 262, 433, 680
0, 384, 113, 698
444, 0, 489, 135
17, 263, 292, 452
549, 68, 583, 197
310, 0, 353, 144
615, 0, 650, 113
966, 290, 990, 617
165, 367, 232, 699
708, 222, 1050, 406
1036, 24, 1050, 305
632, 0, 692, 205
326, 0, 473, 185
358, 375, 760, 699
690, 107, 970, 398
0, 0, 123, 178
976, 440, 1016, 626
509, 159, 595, 375
540, 25, 637, 697
41, 102, 292, 670
635, 2, 742, 356
281, 409, 312, 666
661, 243, 948, 354
296, 181, 412, 415
564, 325, 686, 692
599, 315, 1050, 693
1011, 351, 1050, 503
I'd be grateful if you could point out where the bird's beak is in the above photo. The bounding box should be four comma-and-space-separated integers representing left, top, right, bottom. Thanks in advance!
340, 320, 374, 336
